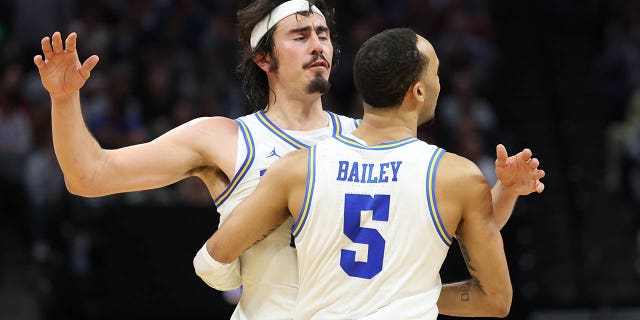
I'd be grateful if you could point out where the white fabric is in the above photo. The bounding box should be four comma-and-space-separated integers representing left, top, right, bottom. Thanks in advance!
250, 0, 324, 48
193, 243, 241, 291
294, 136, 450, 319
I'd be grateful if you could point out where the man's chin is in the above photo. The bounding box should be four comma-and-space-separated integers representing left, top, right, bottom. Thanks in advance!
307, 73, 330, 94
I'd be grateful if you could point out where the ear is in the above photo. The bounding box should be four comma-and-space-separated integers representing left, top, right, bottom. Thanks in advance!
253, 52, 272, 72
411, 82, 425, 103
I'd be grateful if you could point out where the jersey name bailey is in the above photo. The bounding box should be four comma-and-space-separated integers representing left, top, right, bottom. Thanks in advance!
336, 160, 403, 184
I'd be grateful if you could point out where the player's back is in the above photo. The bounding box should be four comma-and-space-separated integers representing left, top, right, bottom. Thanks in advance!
292, 134, 453, 320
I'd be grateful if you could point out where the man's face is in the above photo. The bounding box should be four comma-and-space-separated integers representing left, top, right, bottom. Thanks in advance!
270, 12, 333, 95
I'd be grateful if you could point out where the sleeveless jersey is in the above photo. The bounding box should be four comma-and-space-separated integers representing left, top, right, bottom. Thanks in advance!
292, 134, 452, 319
215, 110, 360, 320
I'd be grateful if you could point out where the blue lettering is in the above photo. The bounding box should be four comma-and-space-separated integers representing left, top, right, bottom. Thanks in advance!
339, 161, 402, 184
366, 163, 378, 183
379, 163, 389, 183
348, 161, 360, 182
337, 161, 349, 181
390, 161, 402, 181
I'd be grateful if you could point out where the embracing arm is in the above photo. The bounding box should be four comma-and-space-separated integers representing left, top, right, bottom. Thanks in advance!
193, 243, 241, 291
437, 154, 512, 317
491, 144, 545, 229
35, 32, 237, 197
203, 150, 308, 263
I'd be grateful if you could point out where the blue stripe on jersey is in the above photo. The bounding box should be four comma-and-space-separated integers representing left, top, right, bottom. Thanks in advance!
214, 119, 255, 207
354, 119, 362, 128
292, 145, 316, 237
334, 134, 418, 150
255, 110, 308, 149
426, 148, 452, 246
327, 111, 341, 136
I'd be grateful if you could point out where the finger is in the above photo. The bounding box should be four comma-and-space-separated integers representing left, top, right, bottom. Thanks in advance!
79, 55, 100, 79
34, 55, 45, 69
536, 169, 545, 179
528, 158, 540, 169
65, 32, 77, 52
41, 36, 53, 59
52, 31, 63, 53
536, 181, 545, 193
495, 144, 508, 166
517, 148, 533, 163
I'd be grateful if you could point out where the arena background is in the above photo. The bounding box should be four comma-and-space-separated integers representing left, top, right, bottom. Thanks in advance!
1, 0, 639, 319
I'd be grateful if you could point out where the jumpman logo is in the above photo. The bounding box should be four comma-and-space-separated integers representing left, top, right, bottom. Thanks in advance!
267, 147, 280, 158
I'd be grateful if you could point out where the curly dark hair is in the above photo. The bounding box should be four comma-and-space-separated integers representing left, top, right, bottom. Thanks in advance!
353, 28, 428, 108
236, 0, 338, 110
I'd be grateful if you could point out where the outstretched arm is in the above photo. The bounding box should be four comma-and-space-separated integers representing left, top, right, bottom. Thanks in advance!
34, 32, 237, 197
35, 31, 102, 193
491, 144, 545, 229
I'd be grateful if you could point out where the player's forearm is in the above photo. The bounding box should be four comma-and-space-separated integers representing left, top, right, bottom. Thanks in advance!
207, 228, 254, 264
193, 242, 241, 291
438, 280, 511, 318
51, 91, 105, 194
491, 181, 518, 230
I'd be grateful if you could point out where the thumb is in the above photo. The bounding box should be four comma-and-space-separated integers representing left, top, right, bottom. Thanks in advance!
79, 55, 100, 80
495, 144, 508, 166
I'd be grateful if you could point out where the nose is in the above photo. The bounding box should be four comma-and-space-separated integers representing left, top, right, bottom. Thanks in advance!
308, 32, 323, 56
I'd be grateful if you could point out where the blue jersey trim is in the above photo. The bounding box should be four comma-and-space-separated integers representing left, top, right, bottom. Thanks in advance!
214, 119, 255, 207
334, 134, 418, 150
292, 145, 317, 237
327, 111, 341, 136
255, 111, 309, 149
426, 148, 452, 246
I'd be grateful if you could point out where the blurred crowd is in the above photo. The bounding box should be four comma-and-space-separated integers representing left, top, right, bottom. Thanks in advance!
0, 0, 517, 318
598, 0, 640, 271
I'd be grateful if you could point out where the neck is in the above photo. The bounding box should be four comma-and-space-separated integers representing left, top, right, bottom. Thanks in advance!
352, 106, 418, 145
264, 86, 328, 131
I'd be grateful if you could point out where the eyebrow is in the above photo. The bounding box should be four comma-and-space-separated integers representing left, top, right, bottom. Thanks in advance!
288, 25, 329, 34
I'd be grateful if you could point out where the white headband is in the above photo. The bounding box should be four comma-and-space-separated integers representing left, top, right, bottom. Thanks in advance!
250, 0, 325, 49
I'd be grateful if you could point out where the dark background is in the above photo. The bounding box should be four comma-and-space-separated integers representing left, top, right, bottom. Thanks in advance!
1, 0, 639, 319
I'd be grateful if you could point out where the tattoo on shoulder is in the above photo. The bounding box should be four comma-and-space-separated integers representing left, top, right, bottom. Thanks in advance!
456, 232, 486, 296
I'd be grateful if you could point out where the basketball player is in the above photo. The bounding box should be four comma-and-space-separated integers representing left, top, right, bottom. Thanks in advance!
34, 0, 541, 319
203, 28, 514, 318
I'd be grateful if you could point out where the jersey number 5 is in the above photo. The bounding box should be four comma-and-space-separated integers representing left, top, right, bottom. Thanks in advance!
340, 194, 390, 279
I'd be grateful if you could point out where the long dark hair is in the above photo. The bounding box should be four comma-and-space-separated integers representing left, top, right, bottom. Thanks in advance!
235, 0, 338, 110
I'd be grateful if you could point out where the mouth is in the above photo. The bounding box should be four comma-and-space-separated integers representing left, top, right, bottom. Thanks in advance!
306, 61, 329, 69
304, 54, 330, 70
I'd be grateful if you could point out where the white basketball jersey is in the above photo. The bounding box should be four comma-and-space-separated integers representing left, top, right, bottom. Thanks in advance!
215, 111, 360, 320
292, 134, 452, 320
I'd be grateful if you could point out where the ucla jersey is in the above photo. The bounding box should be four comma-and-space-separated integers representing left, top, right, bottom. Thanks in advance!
292, 134, 452, 320
215, 110, 360, 320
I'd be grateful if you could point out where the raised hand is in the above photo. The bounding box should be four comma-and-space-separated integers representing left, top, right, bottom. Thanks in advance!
33, 32, 99, 99
495, 144, 545, 195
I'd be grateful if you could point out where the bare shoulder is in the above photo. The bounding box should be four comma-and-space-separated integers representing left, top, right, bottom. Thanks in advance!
437, 152, 487, 190
434, 151, 491, 230
265, 148, 309, 181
